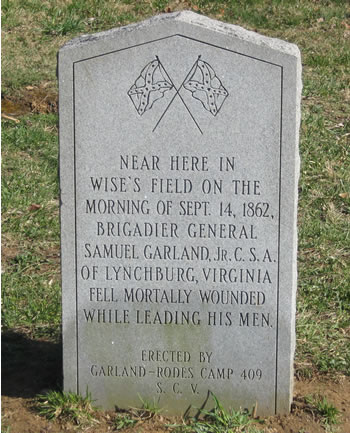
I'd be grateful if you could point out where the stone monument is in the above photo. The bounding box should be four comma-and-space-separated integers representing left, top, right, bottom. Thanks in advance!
59, 11, 301, 416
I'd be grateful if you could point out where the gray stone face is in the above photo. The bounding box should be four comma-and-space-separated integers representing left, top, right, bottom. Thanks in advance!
59, 11, 301, 416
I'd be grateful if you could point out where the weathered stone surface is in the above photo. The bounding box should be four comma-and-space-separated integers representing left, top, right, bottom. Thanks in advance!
59, 11, 301, 416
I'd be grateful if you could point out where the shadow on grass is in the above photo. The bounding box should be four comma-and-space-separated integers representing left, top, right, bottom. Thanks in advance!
2, 330, 62, 398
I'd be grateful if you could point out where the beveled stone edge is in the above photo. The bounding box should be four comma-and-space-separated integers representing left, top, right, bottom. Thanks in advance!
60, 11, 300, 59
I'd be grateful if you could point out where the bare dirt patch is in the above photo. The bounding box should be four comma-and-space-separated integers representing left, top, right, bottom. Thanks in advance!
263, 378, 350, 433
2, 83, 58, 119
1, 234, 21, 271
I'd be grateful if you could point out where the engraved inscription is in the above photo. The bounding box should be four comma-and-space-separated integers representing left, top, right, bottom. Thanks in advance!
77, 151, 278, 400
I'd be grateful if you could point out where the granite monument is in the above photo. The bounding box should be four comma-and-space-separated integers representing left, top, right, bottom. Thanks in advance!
59, 11, 301, 415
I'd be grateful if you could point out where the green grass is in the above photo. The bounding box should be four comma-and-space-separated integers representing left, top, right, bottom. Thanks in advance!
113, 396, 161, 429
36, 390, 97, 426
296, 309, 350, 377
35, 391, 163, 430
305, 394, 340, 426
2, 0, 350, 395
114, 413, 138, 430
170, 393, 261, 433
2, 114, 60, 338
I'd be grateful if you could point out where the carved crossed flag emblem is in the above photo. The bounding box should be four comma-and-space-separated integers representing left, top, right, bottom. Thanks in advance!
128, 56, 229, 134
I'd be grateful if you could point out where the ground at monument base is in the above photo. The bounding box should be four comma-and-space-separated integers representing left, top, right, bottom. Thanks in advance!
2, 377, 350, 433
